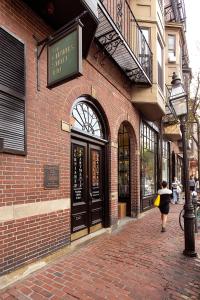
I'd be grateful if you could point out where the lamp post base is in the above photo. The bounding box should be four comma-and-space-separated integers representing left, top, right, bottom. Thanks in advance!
183, 203, 197, 257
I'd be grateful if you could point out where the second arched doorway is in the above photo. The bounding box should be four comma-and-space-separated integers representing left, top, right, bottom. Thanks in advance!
118, 123, 131, 218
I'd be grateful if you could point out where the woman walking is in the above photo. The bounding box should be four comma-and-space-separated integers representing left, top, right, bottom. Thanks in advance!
157, 181, 172, 232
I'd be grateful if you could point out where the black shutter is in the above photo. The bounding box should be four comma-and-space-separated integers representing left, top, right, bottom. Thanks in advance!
0, 28, 25, 154
0, 91, 25, 152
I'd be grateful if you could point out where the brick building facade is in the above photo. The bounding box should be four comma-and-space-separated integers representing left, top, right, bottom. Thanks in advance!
0, 0, 142, 275
0, 0, 190, 276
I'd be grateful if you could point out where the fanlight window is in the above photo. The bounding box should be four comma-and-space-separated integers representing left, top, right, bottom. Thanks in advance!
72, 101, 103, 138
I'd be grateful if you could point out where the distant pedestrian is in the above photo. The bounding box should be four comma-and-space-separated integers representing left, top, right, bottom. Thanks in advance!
171, 177, 181, 204
189, 175, 195, 192
195, 177, 199, 193
157, 181, 172, 232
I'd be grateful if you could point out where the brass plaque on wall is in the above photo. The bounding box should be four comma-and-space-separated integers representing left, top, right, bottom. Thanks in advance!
44, 165, 59, 189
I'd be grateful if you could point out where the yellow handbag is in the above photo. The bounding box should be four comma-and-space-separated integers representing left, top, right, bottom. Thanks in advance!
154, 194, 160, 207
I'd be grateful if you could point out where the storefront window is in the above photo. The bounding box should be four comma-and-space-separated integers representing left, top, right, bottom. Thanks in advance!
162, 140, 169, 182
141, 123, 157, 196
177, 156, 183, 184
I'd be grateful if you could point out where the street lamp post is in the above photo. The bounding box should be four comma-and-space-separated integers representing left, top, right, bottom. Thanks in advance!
169, 72, 197, 257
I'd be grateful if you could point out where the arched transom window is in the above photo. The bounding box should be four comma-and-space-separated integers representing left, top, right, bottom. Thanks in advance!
72, 101, 103, 138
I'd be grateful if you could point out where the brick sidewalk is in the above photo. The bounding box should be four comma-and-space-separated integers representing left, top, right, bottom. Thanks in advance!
0, 205, 200, 300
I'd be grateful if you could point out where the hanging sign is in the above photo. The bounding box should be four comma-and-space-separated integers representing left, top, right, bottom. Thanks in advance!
47, 23, 82, 88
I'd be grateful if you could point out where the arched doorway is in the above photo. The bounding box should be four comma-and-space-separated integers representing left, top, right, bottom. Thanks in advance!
118, 123, 131, 218
70, 97, 108, 241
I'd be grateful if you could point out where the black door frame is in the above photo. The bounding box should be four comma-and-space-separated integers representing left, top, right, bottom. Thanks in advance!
71, 131, 109, 240
71, 139, 88, 240
88, 143, 103, 232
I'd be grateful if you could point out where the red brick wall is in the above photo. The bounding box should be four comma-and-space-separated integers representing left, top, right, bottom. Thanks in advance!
0, 0, 141, 274
0, 210, 70, 275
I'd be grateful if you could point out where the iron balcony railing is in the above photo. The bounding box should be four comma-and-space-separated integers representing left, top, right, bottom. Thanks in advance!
162, 84, 178, 124
164, 0, 186, 30
158, 0, 164, 13
97, 0, 152, 83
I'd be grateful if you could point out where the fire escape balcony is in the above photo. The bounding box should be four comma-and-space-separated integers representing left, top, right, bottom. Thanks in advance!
95, 0, 152, 85
165, 0, 186, 29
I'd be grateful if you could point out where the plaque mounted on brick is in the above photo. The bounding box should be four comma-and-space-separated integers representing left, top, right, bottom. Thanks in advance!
44, 165, 59, 189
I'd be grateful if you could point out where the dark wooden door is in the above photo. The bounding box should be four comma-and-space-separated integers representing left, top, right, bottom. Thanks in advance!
89, 144, 103, 233
71, 140, 88, 241
71, 140, 103, 241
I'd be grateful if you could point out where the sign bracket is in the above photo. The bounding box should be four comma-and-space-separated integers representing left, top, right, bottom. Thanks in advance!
33, 11, 87, 91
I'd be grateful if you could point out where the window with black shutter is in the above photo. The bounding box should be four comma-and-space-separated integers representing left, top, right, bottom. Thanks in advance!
0, 27, 25, 154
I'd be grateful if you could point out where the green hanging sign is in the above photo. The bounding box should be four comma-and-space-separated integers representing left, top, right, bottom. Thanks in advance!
47, 24, 82, 88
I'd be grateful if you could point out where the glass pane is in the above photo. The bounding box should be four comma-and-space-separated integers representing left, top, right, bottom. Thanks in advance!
168, 35, 175, 51
142, 28, 149, 43
124, 146, 129, 158
119, 147, 124, 158
123, 125, 128, 133
72, 145, 85, 203
124, 133, 129, 146
72, 101, 103, 138
157, 39, 162, 66
142, 149, 155, 196
141, 123, 144, 135
162, 158, 168, 182
144, 124, 146, 136
119, 134, 124, 147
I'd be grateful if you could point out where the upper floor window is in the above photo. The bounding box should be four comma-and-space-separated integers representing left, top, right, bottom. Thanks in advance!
138, 28, 151, 73
168, 35, 176, 62
141, 28, 150, 44
0, 28, 25, 154
157, 39, 163, 91
138, 28, 150, 57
